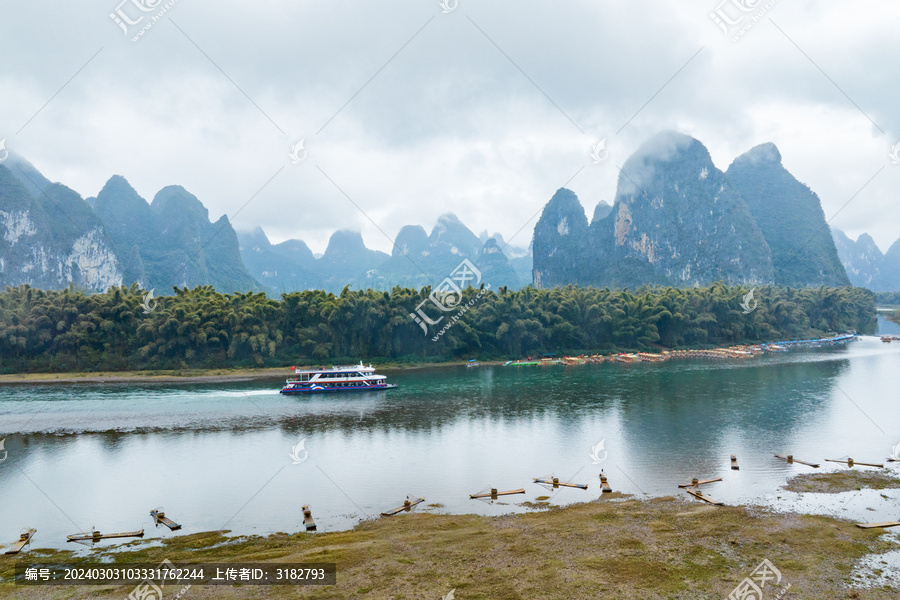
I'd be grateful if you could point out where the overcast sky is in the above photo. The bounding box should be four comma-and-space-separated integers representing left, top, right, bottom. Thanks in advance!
1, 0, 898, 254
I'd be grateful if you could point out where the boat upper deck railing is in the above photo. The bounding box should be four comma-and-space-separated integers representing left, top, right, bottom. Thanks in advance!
291, 362, 375, 374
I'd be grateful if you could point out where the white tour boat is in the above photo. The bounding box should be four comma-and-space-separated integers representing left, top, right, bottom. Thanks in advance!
280, 362, 397, 394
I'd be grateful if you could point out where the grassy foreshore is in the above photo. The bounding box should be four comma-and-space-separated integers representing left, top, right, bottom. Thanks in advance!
2, 473, 899, 599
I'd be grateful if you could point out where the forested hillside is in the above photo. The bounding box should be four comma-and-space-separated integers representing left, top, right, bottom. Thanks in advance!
0, 283, 874, 373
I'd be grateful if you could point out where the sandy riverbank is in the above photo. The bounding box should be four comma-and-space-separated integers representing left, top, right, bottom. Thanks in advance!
0, 361, 506, 385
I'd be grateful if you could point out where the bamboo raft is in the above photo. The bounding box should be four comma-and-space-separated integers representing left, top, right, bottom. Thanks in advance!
4, 529, 35, 555
825, 458, 884, 468
599, 473, 612, 493
302, 505, 316, 531
731, 454, 739, 470
67, 528, 144, 542
150, 508, 182, 530
533, 476, 588, 490
470, 488, 525, 499
678, 477, 723, 488
855, 521, 900, 529
774, 454, 819, 468
381, 496, 425, 516
685, 488, 724, 505
614, 353, 640, 363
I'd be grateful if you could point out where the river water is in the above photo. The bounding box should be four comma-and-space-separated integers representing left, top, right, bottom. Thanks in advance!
1, 318, 899, 552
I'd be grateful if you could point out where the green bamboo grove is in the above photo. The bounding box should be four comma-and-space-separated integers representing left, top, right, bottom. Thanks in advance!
0, 283, 876, 373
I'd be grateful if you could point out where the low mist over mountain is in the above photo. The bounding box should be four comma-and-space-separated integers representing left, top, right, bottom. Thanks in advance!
533, 132, 851, 290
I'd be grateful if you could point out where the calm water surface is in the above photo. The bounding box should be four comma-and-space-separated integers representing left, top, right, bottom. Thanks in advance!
1, 318, 899, 551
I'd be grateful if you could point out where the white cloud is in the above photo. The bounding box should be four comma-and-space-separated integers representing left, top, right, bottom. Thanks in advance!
1, 0, 898, 254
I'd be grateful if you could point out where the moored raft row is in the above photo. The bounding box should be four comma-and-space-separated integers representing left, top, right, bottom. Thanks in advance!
503, 334, 859, 368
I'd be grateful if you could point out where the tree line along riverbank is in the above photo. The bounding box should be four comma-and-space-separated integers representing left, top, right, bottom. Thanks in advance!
0, 283, 875, 374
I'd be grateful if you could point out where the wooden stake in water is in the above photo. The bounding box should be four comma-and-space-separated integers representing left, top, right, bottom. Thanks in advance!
599, 472, 612, 493
302, 505, 316, 531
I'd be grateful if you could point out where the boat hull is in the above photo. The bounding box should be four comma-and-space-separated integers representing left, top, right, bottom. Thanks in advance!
280, 384, 398, 395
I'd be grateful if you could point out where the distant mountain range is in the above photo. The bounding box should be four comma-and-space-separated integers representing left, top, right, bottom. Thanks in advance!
533, 132, 851, 289
831, 229, 900, 292
3, 137, 900, 294
0, 154, 530, 295
237, 214, 531, 294
0, 155, 257, 293
0, 157, 122, 292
